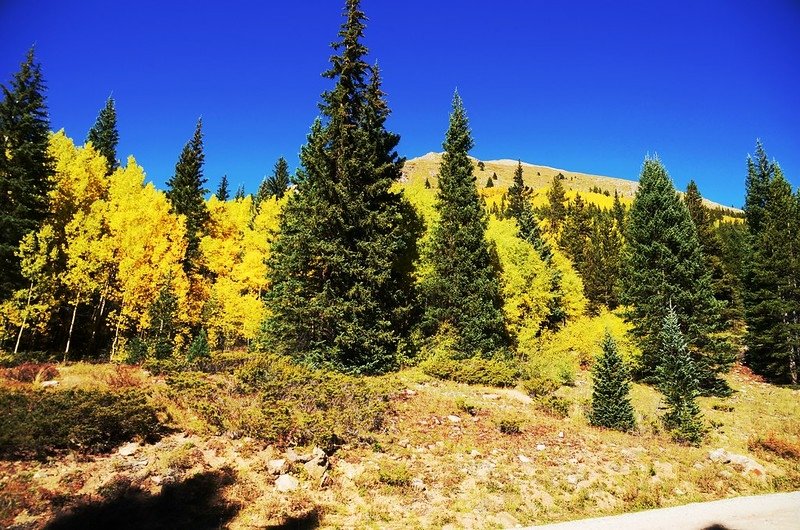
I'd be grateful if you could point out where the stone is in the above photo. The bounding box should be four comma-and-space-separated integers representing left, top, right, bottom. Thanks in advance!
40, 380, 59, 388
566, 474, 579, 485
275, 474, 299, 492
576, 479, 592, 490
482, 393, 499, 400
708, 448, 766, 478
312, 446, 326, 460
151, 475, 163, 485
447, 415, 461, 423
304, 457, 327, 481
320, 472, 333, 489
132, 458, 149, 467
286, 447, 313, 463
337, 461, 364, 480
411, 477, 426, 491
558, 432, 564, 438
536, 444, 546, 451
518, 454, 531, 464
398, 439, 410, 448
267, 459, 287, 475
118, 442, 139, 457
470, 449, 481, 457
652, 460, 676, 479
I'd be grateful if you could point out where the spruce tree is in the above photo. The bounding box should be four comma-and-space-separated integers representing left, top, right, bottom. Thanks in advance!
560, 193, 591, 273
86, 96, 119, 175
265, 156, 291, 199
612, 190, 626, 231
583, 211, 623, 311
621, 157, 733, 394
165, 118, 209, 272
684, 180, 741, 324
657, 307, 705, 445
590, 332, 636, 432
485, 177, 494, 188
744, 140, 774, 236
262, 0, 420, 374
544, 174, 567, 233
0, 48, 54, 300
421, 93, 507, 357
744, 158, 800, 383
234, 184, 245, 201
215, 175, 230, 201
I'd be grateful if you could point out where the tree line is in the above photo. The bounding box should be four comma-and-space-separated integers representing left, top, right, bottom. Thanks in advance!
1, 0, 796, 394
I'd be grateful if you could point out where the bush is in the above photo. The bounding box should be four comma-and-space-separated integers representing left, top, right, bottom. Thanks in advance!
496, 416, 522, 435
161, 356, 395, 450
420, 353, 519, 387
187, 329, 210, 362
455, 397, 478, 416
536, 395, 570, 419
379, 461, 412, 487
0, 389, 163, 458
521, 370, 559, 397
123, 338, 149, 365
1, 362, 58, 383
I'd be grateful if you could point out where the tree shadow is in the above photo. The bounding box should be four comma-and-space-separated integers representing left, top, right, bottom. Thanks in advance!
44, 469, 241, 530
702, 525, 732, 530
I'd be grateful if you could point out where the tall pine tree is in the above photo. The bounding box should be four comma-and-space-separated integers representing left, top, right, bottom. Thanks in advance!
262, 0, 420, 374
215, 175, 230, 201
165, 118, 209, 273
420, 92, 507, 357
621, 157, 733, 395
744, 145, 800, 383
86, 96, 119, 175
0, 48, 54, 300
543, 174, 567, 234
684, 180, 742, 324
265, 156, 291, 200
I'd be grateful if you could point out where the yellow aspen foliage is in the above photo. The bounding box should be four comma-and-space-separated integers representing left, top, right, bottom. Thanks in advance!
200, 194, 285, 346
485, 217, 551, 340
102, 157, 190, 341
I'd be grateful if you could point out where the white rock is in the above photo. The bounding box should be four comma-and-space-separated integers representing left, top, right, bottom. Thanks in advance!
566, 474, 579, 485
411, 477, 426, 491
470, 449, 481, 457
518, 454, 532, 464
447, 415, 461, 423
118, 442, 139, 457
536, 444, 546, 451
40, 380, 59, 388
151, 475, 163, 485
275, 474, 299, 492
267, 458, 287, 475
558, 432, 565, 438
482, 393, 499, 400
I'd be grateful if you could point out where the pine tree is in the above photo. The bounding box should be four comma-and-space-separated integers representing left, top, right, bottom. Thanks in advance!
744, 140, 774, 236
485, 177, 494, 188
583, 211, 623, 311
744, 154, 800, 383
215, 175, 230, 201
420, 93, 507, 357
165, 118, 209, 272
86, 96, 119, 175
560, 193, 591, 273
657, 307, 705, 445
0, 48, 54, 300
234, 184, 245, 201
187, 328, 210, 361
544, 174, 567, 233
621, 157, 733, 395
590, 332, 636, 431
262, 0, 420, 374
612, 190, 626, 230
685, 180, 742, 324
424, 176, 431, 189
265, 156, 291, 200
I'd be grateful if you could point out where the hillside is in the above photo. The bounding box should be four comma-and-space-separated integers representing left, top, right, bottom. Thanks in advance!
1, 356, 798, 529
401, 153, 740, 213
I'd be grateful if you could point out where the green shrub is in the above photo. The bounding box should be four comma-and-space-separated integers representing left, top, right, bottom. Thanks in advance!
420, 353, 519, 387
455, 397, 478, 416
187, 329, 210, 362
537, 394, 570, 419
521, 370, 559, 397
379, 461, 412, 487
0, 389, 163, 458
496, 417, 522, 435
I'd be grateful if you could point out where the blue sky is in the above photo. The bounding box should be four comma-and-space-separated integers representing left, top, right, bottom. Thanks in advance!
1, 0, 798, 207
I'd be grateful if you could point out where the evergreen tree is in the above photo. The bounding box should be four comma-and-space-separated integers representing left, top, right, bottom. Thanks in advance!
485, 177, 494, 188
187, 328, 210, 361
744, 159, 800, 383
147, 281, 179, 359
621, 157, 733, 395
86, 96, 119, 175
0, 48, 54, 300
544, 174, 567, 233
424, 176, 431, 189
744, 140, 774, 236
590, 332, 636, 431
684, 180, 742, 324
265, 156, 291, 199
262, 0, 420, 374
234, 184, 245, 201
612, 190, 626, 230
215, 175, 230, 201
583, 211, 623, 311
560, 193, 591, 273
165, 118, 209, 272
657, 307, 705, 445
506, 161, 529, 221
421, 92, 507, 357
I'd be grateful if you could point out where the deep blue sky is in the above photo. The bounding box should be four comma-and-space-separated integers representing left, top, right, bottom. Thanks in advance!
1, 1, 798, 207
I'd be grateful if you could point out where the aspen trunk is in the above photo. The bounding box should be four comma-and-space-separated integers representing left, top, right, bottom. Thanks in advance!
64, 291, 81, 362
13, 282, 34, 355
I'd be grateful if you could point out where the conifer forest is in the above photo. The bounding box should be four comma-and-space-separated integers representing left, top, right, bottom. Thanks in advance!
1, 1, 798, 529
